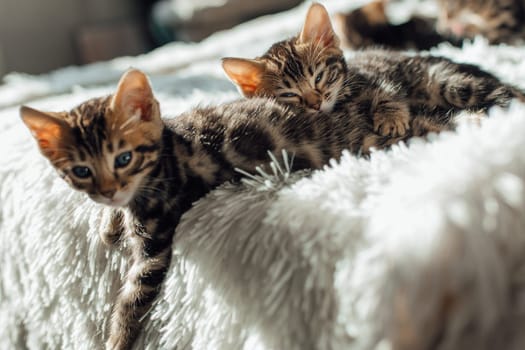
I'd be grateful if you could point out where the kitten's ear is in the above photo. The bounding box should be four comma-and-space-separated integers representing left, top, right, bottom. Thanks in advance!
111, 69, 158, 123
362, 0, 388, 25
20, 106, 71, 160
222, 57, 265, 97
299, 3, 340, 48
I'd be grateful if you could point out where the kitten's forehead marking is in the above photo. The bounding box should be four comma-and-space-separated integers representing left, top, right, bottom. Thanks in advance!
67, 96, 112, 157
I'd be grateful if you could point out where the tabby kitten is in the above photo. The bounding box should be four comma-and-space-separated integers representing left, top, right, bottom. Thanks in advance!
222, 3, 525, 144
20, 69, 383, 349
437, 0, 525, 44
334, 0, 525, 49
333, 0, 448, 50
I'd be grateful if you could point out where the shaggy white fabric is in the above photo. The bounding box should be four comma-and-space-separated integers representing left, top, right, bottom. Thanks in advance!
1, 1, 525, 349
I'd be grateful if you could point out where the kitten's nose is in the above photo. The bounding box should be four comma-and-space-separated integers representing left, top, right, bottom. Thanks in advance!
100, 189, 116, 199
450, 22, 465, 36
304, 91, 321, 110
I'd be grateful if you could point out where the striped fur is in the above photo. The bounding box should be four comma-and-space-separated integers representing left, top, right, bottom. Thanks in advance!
223, 3, 525, 150
20, 69, 381, 349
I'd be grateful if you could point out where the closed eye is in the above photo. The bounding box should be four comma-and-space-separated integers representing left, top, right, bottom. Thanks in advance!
115, 151, 132, 168
279, 92, 299, 98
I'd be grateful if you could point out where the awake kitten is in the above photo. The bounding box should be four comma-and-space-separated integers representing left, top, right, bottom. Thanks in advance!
222, 3, 525, 143
21, 69, 400, 349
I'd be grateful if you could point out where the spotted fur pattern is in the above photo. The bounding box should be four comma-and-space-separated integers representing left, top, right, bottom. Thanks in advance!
223, 3, 525, 149
20, 69, 381, 350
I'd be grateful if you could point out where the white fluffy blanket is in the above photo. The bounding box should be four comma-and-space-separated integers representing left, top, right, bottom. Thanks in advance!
2, 1, 525, 349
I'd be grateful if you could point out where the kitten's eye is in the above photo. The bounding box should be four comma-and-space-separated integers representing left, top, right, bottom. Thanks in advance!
115, 151, 132, 168
315, 72, 324, 84
280, 92, 298, 98
72, 166, 91, 179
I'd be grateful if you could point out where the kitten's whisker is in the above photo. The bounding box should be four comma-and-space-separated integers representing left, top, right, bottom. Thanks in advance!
136, 185, 171, 199
139, 182, 172, 192
119, 115, 138, 132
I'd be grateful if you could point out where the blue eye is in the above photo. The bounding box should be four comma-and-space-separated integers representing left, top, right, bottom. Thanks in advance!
280, 92, 298, 98
315, 72, 323, 83
115, 151, 132, 168
72, 166, 91, 178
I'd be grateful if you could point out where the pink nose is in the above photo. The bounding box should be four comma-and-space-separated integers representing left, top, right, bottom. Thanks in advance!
450, 22, 465, 36
309, 102, 321, 110
304, 91, 321, 110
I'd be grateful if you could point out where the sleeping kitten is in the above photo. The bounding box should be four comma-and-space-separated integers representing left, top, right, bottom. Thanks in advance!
222, 3, 525, 141
437, 0, 525, 44
335, 0, 525, 49
333, 0, 448, 50
21, 69, 398, 350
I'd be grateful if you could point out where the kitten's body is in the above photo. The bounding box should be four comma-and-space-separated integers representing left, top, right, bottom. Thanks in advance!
21, 70, 376, 349
103, 96, 341, 349
223, 3, 525, 148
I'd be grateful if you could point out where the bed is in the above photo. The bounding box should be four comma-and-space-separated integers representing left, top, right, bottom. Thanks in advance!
1, 1, 525, 349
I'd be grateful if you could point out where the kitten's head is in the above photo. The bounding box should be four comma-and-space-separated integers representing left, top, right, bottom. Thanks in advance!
20, 69, 163, 207
222, 3, 347, 113
332, 0, 389, 48
437, 0, 523, 43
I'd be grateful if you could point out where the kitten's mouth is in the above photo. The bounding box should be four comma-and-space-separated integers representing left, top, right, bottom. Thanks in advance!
320, 100, 335, 113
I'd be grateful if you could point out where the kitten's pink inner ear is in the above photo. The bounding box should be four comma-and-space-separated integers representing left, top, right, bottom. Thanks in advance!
221, 58, 264, 97
299, 3, 340, 48
112, 69, 155, 122
20, 106, 68, 158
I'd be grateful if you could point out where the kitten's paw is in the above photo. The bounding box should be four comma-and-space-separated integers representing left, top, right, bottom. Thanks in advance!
373, 111, 410, 137
99, 208, 124, 246
106, 337, 128, 350
100, 229, 122, 246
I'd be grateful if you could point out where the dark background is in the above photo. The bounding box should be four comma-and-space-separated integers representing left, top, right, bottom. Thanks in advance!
0, 0, 302, 78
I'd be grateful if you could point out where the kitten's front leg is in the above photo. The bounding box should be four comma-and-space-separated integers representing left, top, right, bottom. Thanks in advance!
106, 216, 178, 350
100, 208, 125, 246
372, 99, 411, 137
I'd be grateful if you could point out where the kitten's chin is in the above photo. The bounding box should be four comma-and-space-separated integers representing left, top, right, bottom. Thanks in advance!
90, 192, 134, 207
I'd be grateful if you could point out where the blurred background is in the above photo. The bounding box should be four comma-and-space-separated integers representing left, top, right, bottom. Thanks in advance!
0, 0, 302, 78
